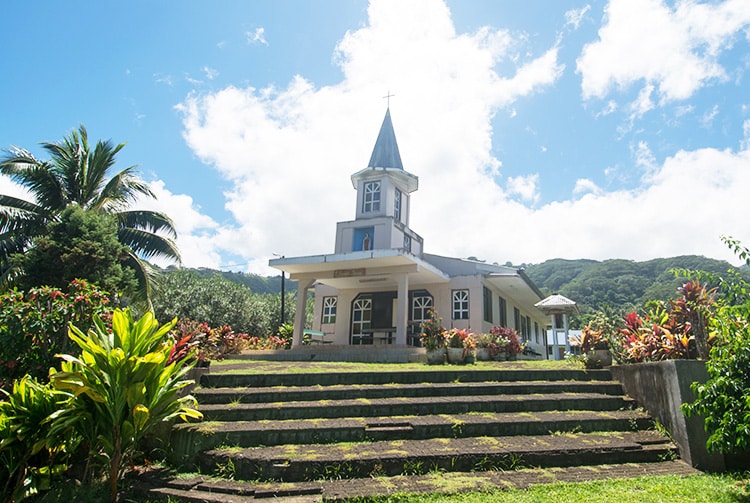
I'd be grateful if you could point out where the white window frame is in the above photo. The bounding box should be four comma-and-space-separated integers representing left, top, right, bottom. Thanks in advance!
363, 181, 381, 213
411, 295, 433, 324
452, 289, 470, 320
394, 188, 402, 222
322, 296, 337, 324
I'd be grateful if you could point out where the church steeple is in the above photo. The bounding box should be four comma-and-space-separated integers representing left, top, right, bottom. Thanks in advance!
367, 108, 403, 170
335, 107, 423, 256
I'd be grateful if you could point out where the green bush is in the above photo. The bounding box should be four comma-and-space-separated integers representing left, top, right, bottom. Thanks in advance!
49, 308, 202, 502
682, 237, 750, 454
0, 280, 112, 389
0, 376, 73, 502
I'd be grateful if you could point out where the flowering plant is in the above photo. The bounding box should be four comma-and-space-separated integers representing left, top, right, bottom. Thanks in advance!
446, 328, 475, 349
580, 325, 610, 352
420, 309, 447, 351
489, 326, 522, 356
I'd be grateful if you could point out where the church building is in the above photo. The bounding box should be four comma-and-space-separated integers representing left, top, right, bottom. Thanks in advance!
269, 108, 549, 354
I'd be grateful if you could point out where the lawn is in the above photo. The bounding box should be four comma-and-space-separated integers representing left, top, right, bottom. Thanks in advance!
354, 473, 750, 503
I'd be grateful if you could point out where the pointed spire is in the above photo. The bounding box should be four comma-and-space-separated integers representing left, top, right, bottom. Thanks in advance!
367, 108, 403, 169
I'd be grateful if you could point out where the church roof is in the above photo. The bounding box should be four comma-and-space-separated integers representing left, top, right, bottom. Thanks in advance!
367, 108, 403, 169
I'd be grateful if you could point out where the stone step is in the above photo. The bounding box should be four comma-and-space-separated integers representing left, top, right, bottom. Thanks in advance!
147, 460, 699, 502
169, 409, 654, 468
196, 431, 676, 483
198, 392, 634, 421
200, 368, 613, 388
193, 380, 627, 404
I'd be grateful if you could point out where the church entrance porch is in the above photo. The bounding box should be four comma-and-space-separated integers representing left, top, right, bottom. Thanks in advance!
350, 290, 433, 346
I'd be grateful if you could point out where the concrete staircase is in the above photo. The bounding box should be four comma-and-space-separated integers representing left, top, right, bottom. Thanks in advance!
149, 364, 699, 502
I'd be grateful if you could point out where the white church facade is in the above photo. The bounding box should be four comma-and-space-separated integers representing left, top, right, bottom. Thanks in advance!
269, 109, 550, 354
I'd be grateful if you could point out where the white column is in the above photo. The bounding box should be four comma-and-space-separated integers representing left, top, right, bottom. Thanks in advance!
292, 279, 314, 348
563, 313, 571, 354
395, 273, 409, 345
551, 313, 559, 361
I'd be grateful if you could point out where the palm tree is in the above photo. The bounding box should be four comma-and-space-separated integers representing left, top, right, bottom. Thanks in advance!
0, 125, 181, 305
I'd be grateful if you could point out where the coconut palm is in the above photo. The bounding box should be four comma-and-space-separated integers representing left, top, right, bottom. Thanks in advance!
0, 125, 180, 305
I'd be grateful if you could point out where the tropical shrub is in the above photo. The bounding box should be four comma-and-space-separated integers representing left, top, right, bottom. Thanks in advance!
49, 309, 202, 502
0, 280, 111, 389
11, 205, 138, 297
169, 318, 252, 363
419, 309, 446, 351
446, 328, 475, 350
152, 269, 294, 337
616, 280, 716, 363
489, 326, 522, 357
0, 376, 73, 502
682, 236, 750, 453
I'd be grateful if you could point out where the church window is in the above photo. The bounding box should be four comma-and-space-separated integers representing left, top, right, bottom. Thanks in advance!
351, 297, 372, 344
322, 297, 337, 324
363, 181, 381, 213
452, 289, 469, 320
394, 188, 402, 222
411, 294, 433, 323
483, 286, 493, 323
498, 296, 507, 326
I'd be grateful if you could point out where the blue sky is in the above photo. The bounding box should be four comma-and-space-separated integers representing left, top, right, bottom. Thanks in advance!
3, 0, 750, 273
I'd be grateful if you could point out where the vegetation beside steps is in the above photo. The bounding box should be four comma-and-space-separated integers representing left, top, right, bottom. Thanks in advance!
151, 360, 699, 501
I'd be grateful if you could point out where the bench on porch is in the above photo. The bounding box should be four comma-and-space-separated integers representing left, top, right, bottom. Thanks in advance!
303, 329, 332, 345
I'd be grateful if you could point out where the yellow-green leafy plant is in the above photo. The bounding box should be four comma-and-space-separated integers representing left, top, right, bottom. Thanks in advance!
49, 308, 202, 502
0, 375, 73, 502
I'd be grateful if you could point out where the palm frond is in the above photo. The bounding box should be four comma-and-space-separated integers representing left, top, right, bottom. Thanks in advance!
117, 226, 181, 263
116, 210, 177, 238
93, 167, 154, 212
122, 250, 157, 311
0, 153, 66, 210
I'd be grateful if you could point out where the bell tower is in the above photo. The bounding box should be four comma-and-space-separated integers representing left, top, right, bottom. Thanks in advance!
334, 108, 423, 256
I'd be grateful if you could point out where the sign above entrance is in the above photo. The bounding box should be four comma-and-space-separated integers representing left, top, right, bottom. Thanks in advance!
334, 268, 366, 278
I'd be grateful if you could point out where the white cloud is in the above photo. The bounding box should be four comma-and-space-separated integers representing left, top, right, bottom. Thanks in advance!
172, 0, 750, 274
178, 0, 563, 273
577, 0, 750, 104
573, 178, 601, 196
507, 174, 540, 203
247, 27, 268, 45
203, 67, 218, 80
700, 104, 719, 128
565, 4, 591, 30
133, 180, 225, 269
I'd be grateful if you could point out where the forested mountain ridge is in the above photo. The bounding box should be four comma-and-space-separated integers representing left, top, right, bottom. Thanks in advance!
523, 255, 744, 315
182, 267, 296, 295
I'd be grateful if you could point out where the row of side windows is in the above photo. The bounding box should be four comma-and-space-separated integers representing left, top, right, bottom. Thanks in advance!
325, 290, 534, 332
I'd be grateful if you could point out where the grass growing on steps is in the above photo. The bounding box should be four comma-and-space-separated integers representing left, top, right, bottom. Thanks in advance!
209, 359, 587, 374
350, 473, 750, 503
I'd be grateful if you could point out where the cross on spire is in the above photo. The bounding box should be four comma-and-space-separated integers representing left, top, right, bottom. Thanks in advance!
383, 91, 395, 108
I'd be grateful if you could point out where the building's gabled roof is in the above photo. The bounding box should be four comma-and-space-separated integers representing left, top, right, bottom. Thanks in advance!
367, 108, 403, 169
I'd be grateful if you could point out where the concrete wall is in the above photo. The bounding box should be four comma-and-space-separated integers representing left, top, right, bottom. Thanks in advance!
610, 360, 725, 472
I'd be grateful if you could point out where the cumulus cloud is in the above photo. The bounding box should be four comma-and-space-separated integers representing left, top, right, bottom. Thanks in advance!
565, 4, 591, 30
133, 180, 225, 269
247, 27, 268, 45
172, 0, 750, 273
178, 0, 563, 273
577, 0, 750, 105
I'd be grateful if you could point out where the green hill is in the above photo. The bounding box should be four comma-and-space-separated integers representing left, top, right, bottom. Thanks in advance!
524, 255, 742, 316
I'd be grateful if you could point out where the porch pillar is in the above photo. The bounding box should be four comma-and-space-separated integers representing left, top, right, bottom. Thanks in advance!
292, 279, 314, 348
395, 273, 409, 345
563, 313, 571, 354
551, 314, 559, 361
